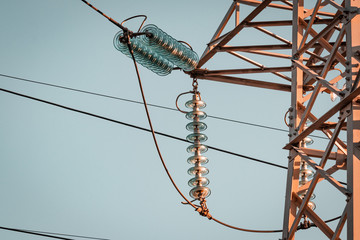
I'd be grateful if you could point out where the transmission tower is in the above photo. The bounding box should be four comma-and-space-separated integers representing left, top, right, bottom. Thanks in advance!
191, 0, 360, 239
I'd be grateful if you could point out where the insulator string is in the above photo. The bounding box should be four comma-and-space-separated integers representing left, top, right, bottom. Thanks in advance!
125, 35, 197, 209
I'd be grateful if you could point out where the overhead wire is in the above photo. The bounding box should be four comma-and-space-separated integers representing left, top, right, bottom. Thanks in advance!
0, 87, 287, 170
0, 226, 110, 240
18, 228, 110, 240
0, 226, 74, 240
0, 73, 330, 141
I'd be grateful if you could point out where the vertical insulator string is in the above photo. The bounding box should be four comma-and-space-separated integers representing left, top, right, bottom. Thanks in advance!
185, 86, 211, 201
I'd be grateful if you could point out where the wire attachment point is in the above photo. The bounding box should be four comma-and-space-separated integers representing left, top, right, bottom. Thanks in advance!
196, 199, 212, 219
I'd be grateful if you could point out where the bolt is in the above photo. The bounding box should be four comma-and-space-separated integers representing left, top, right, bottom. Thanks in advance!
289, 115, 294, 120
289, 107, 294, 112
293, 132, 297, 136
345, 61, 350, 65
346, 77, 351, 81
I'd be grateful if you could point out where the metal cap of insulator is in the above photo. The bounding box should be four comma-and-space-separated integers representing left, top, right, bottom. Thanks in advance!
188, 177, 210, 187
190, 186, 211, 199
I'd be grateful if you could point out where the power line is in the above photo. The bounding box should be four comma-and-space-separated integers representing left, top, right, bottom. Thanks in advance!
0, 87, 287, 170
2, 86, 349, 184
0, 73, 329, 141
18, 228, 110, 240
0, 226, 110, 240
0, 226, 74, 240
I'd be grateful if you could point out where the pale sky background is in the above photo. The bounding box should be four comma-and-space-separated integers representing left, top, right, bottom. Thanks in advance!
0, 1, 347, 240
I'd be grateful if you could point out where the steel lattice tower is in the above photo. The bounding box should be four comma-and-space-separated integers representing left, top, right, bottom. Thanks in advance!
190, 0, 360, 239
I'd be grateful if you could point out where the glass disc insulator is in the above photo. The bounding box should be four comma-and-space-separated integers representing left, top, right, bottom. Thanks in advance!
187, 155, 208, 165
299, 178, 311, 186
188, 177, 209, 187
186, 144, 208, 153
303, 136, 314, 145
190, 186, 211, 199
298, 190, 316, 200
186, 111, 207, 120
185, 99, 206, 109
186, 122, 207, 132
300, 168, 314, 179
187, 166, 209, 176
186, 133, 208, 143
307, 201, 316, 210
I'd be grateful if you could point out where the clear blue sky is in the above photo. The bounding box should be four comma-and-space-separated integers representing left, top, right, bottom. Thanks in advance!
0, 1, 346, 239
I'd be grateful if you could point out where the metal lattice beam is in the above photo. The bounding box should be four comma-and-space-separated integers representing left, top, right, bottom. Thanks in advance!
191, 0, 360, 239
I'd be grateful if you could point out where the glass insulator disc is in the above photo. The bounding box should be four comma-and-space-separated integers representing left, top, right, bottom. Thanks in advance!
185, 111, 207, 120
187, 166, 209, 176
299, 178, 311, 186
186, 133, 208, 143
303, 136, 314, 145
189, 186, 211, 199
187, 155, 208, 165
298, 190, 316, 200
185, 99, 206, 109
186, 122, 207, 132
188, 177, 209, 187
186, 144, 208, 153
307, 201, 316, 210
300, 168, 314, 179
